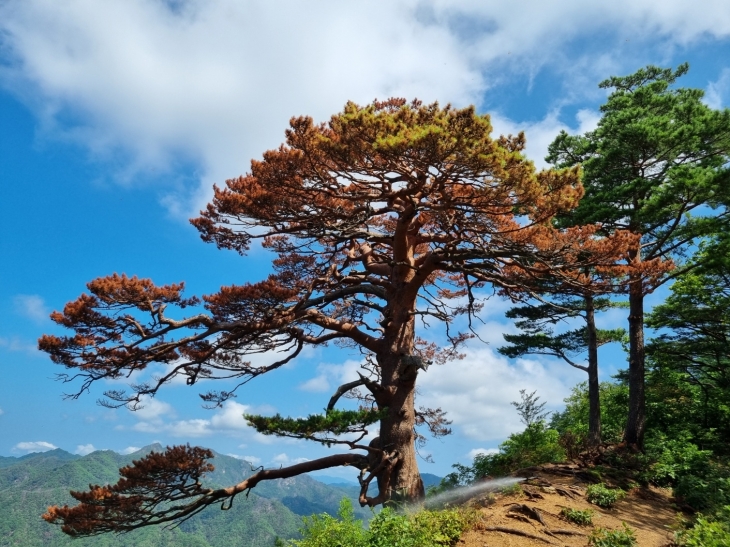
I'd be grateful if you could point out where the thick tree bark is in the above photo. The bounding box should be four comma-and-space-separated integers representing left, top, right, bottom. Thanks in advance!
584, 294, 602, 448
376, 352, 424, 504
624, 271, 646, 449
370, 284, 424, 505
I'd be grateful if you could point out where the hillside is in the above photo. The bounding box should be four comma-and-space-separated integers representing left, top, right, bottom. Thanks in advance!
0, 445, 380, 547
452, 465, 678, 547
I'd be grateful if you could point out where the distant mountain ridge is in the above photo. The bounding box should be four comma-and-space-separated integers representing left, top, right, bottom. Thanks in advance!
313, 472, 441, 489
0, 444, 398, 547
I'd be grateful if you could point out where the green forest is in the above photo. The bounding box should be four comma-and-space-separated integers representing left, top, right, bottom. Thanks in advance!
0, 445, 378, 547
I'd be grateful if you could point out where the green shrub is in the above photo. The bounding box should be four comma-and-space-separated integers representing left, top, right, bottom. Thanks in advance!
588, 524, 637, 547
368, 506, 477, 547
673, 505, 730, 546
438, 421, 566, 487
640, 434, 713, 486
499, 482, 523, 496
288, 498, 367, 547
586, 483, 626, 508
412, 508, 478, 546
551, 381, 629, 446
674, 461, 730, 513
559, 507, 593, 526
634, 433, 730, 514
497, 421, 566, 471
286, 499, 477, 547
678, 516, 730, 547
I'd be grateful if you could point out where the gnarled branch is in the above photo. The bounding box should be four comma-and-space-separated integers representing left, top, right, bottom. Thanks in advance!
43, 445, 367, 537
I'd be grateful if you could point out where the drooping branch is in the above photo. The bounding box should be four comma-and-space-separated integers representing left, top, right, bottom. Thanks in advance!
42, 445, 368, 537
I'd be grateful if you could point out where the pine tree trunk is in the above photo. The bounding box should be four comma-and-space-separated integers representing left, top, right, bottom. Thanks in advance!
624, 271, 646, 450
585, 293, 602, 448
377, 352, 424, 504
372, 284, 424, 505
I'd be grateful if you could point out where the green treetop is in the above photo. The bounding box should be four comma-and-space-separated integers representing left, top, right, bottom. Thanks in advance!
546, 63, 730, 448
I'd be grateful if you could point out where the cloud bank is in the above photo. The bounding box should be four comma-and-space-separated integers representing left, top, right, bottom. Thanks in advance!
2, 0, 728, 215
13, 441, 57, 453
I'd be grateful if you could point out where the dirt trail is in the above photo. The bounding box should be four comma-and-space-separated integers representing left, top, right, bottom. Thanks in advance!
454, 466, 679, 547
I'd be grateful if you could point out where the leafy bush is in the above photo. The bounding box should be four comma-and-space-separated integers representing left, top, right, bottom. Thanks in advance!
560, 507, 593, 525
588, 524, 637, 547
372, 507, 477, 547
640, 434, 713, 486
678, 517, 730, 547
674, 460, 730, 513
586, 483, 625, 508
286, 499, 477, 547
440, 421, 566, 484
436, 428, 564, 495
551, 381, 629, 446
288, 499, 367, 547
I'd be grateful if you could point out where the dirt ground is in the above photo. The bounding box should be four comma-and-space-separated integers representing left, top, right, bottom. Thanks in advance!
454, 465, 680, 547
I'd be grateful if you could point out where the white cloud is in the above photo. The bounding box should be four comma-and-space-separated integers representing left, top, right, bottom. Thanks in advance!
74, 443, 96, 455
13, 441, 57, 453
298, 375, 331, 393
595, 306, 629, 331
0, 336, 39, 355
0, 407, 4, 416
12, 294, 49, 324
490, 108, 600, 169
120, 446, 141, 455
227, 453, 262, 466
706, 68, 730, 110
128, 400, 275, 441
210, 401, 266, 430
467, 448, 499, 460
298, 359, 365, 396
2, 1, 727, 217
418, 342, 583, 443
0, 0, 480, 217
131, 396, 175, 422
271, 453, 309, 466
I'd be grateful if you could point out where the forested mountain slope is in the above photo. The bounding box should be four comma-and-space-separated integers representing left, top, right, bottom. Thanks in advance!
0, 445, 373, 547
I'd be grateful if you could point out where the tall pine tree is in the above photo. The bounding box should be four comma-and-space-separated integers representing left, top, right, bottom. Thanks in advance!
547, 64, 730, 448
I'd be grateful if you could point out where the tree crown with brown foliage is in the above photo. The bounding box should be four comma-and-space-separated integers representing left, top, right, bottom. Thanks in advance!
41, 98, 631, 536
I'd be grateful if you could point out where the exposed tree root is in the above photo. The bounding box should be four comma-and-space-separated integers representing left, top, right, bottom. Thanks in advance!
555, 486, 577, 499
507, 503, 549, 527
484, 526, 559, 545
521, 485, 546, 500
506, 513, 533, 524
551, 528, 588, 536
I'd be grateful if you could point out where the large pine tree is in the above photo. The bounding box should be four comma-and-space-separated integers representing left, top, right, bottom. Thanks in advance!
40, 99, 627, 536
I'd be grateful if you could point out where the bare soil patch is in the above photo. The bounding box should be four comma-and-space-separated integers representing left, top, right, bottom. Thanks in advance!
454, 465, 679, 547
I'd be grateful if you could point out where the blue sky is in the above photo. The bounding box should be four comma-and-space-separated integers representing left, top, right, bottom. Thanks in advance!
1, 0, 729, 477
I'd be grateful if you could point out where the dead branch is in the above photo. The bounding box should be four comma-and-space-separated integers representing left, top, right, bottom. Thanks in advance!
43, 446, 367, 537
327, 378, 367, 410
